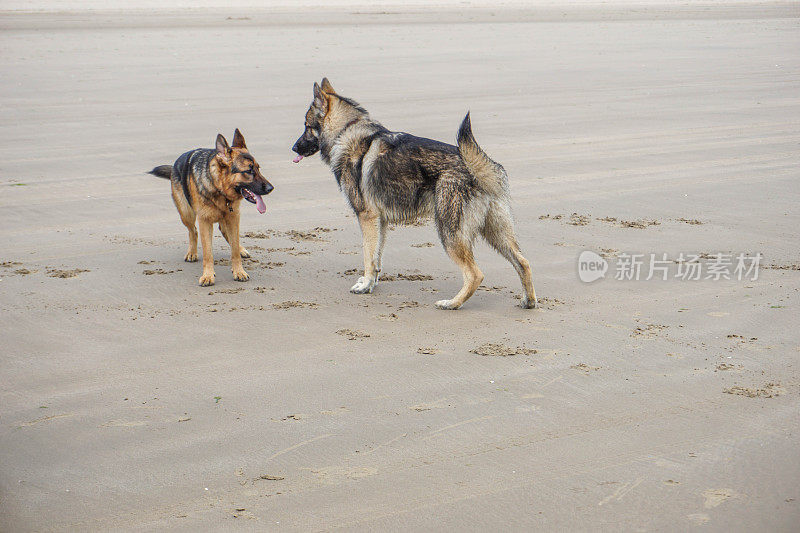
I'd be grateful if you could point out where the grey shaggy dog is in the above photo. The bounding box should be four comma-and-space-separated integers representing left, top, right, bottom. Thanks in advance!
292, 78, 537, 310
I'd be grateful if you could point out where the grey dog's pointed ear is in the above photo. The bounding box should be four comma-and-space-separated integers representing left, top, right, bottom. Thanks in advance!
320, 77, 334, 94
231, 128, 247, 149
215, 134, 231, 164
313, 82, 329, 112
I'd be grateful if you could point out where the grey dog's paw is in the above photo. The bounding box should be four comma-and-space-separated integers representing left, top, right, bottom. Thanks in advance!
520, 296, 539, 309
350, 276, 375, 294
435, 299, 461, 310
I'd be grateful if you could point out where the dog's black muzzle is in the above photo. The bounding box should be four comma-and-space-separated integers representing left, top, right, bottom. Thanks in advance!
238, 180, 273, 200
257, 180, 274, 195
292, 135, 319, 157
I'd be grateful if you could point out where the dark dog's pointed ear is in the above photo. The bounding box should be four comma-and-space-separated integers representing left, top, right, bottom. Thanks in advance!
215, 134, 231, 164
320, 77, 334, 94
231, 128, 247, 149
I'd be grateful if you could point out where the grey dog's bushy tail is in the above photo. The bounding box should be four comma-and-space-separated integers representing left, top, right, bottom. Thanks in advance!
148, 165, 172, 179
457, 112, 507, 196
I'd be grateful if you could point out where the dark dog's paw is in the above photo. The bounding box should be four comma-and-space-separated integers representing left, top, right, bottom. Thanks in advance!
185, 251, 198, 262
198, 273, 215, 286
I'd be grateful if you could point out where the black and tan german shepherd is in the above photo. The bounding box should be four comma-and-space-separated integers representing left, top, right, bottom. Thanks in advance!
292, 79, 537, 309
149, 129, 273, 286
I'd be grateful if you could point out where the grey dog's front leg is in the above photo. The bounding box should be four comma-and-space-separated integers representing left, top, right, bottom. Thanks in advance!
350, 211, 380, 294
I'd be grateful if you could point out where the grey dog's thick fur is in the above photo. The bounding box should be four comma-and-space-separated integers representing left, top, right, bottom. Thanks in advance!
292, 79, 537, 309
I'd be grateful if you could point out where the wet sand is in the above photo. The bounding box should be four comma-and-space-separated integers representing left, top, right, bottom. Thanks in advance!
1, 2, 799, 530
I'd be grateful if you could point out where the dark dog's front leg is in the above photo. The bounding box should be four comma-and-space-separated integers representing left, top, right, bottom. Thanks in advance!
223, 214, 249, 282
220, 219, 250, 259
198, 219, 216, 286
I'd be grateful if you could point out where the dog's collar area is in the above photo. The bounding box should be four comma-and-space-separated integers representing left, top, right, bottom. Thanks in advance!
331, 118, 361, 144
341, 118, 360, 134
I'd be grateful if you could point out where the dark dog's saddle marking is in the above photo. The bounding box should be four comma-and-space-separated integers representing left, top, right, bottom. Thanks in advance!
172, 149, 216, 206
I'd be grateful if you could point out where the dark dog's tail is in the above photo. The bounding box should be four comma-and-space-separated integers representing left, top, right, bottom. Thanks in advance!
457, 112, 508, 196
148, 165, 172, 179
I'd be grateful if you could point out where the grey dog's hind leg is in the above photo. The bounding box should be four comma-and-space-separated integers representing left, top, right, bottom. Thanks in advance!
481, 205, 538, 308
436, 239, 484, 310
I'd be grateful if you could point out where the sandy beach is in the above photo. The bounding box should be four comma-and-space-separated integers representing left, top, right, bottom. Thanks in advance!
1, 2, 799, 530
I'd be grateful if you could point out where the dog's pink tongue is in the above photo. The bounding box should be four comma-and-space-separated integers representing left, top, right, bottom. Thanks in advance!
293, 155, 303, 163
255, 195, 266, 214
